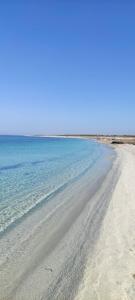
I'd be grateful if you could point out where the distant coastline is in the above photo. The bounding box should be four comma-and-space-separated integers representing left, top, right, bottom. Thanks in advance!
37, 134, 135, 145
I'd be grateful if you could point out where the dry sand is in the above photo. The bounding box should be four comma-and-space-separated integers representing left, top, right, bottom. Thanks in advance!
75, 144, 135, 300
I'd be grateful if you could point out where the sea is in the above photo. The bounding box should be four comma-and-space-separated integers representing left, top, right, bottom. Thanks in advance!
0, 135, 114, 234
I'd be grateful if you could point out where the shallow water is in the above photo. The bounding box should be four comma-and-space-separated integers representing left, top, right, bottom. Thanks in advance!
0, 136, 114, 233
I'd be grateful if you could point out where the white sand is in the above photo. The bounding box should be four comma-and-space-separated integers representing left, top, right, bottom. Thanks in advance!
75, 144, 135, 300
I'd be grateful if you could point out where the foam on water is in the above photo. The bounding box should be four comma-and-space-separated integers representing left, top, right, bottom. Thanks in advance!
0, 136, 114, 233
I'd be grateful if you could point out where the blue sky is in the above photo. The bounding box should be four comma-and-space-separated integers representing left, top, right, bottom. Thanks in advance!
0, 0, 135, 135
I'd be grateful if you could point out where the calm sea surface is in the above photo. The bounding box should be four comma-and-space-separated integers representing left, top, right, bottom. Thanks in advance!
0, 136, 114, 233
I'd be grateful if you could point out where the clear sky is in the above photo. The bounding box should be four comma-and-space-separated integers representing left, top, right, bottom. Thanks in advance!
0, 0, 135, 135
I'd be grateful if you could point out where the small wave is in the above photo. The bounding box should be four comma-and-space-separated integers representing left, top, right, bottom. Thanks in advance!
0, 163, 24, 171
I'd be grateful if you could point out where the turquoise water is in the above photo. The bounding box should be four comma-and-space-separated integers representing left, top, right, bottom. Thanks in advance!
0, 136, 113, 233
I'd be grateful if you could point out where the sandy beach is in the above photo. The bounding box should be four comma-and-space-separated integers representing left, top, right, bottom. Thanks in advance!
0, 144, 135, 299
75, 144, 135, 300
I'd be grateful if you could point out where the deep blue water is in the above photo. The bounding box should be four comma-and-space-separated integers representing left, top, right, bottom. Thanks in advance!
0, 136, 113, 233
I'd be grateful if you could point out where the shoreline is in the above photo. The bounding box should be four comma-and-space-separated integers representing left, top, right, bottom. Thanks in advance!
0, 142, 117, 300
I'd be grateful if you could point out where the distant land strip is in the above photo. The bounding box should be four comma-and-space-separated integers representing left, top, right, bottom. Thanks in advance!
37, 134, 135, 145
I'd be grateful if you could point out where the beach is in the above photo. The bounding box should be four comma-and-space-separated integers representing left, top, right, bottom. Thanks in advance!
0, 143, 135, 299
75, 144, 135, 300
